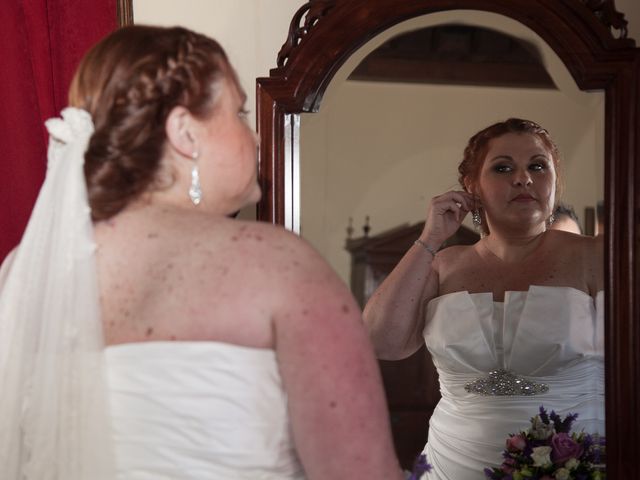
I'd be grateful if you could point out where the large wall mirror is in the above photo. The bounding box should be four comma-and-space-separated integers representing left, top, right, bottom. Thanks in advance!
298, 11, 604, 288
257, 0, 639, 476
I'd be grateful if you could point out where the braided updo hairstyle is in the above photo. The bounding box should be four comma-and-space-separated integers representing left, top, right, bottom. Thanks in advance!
458, 118, 561, 194
68, 25, 233, 220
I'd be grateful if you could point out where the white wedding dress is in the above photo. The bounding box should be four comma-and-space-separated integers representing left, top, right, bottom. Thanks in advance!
105, 341, 306, 479
421, 286, 604, 480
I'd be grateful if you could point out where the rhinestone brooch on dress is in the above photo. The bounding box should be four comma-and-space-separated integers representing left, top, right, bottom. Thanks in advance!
464, 369, 549, 396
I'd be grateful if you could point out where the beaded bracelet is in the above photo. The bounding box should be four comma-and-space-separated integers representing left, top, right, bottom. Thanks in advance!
414, 238, 438, 257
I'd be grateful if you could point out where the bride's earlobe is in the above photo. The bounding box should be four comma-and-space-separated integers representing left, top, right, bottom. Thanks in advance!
165, 106, 196, 159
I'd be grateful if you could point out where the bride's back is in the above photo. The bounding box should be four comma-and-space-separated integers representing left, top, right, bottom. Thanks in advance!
51, 24, 403, 479
95, 206, 294, 349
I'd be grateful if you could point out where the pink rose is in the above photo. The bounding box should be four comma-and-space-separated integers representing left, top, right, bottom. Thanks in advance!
551, 432, 583, 465
506, 433, 527, 452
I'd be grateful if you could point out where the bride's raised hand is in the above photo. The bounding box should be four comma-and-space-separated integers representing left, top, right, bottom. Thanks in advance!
421, 190, 476, 248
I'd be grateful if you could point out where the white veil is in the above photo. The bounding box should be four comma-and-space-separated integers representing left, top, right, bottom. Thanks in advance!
0, 108, 115, 479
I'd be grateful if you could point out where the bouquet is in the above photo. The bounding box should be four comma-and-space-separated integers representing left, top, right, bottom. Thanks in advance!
484, 406, 605, 480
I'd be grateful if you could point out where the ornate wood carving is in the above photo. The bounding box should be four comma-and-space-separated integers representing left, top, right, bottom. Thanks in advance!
275, 0, 336, 71
117, 0, 134, 27
582, 0, 629, 38
257, 0, 640, 477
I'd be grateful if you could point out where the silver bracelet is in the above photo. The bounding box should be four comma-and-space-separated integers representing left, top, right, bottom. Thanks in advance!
414, 238, 438, 257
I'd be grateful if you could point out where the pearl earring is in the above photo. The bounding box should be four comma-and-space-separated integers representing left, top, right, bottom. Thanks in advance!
188, 152, 202, 205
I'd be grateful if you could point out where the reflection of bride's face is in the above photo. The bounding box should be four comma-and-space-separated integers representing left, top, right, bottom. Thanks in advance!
476, 133, 556, 228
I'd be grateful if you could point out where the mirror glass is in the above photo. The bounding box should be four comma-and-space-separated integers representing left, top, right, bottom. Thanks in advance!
296, 10, 604, 467
299, 10, 604, 289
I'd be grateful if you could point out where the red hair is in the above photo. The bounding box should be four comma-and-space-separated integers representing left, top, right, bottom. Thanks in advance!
69, 25, 234, 220
458, 118, 561, 194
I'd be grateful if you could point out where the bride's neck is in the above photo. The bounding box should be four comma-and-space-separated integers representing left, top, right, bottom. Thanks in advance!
480, 229, 547, 263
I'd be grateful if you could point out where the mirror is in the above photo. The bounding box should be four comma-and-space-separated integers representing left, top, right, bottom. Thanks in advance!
298, 11, 604, 289
257, 1, 640, 477
295, 16, 605, 466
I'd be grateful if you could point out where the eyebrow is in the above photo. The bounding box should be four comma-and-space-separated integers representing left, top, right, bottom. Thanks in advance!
488, 153, 549, 163
488, 155, 512, 163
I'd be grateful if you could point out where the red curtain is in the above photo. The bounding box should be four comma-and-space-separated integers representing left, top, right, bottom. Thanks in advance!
0, 0, 117, 262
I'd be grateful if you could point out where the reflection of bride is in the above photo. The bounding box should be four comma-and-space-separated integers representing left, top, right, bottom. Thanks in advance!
0, 26, 402, 479
364, 118, 604, 479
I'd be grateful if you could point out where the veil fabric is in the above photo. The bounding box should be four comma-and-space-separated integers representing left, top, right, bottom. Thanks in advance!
0, 108, 115, 479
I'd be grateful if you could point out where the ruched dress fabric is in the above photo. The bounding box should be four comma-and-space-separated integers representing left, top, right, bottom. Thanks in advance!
422, 286, 604, 480
105, 341, 306, 480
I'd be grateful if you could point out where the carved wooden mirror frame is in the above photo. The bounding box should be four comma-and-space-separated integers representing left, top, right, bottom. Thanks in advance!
257, 0, 639, 475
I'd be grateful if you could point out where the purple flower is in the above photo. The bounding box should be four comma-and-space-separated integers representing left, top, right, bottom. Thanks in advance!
483, 467, 497, 479
549, 409, 579, 433
538, 405, 551, 424
408, 453, 432, 479
551, 432, 583, 465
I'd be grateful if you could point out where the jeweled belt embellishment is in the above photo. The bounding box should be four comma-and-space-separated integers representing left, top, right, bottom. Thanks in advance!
464, 369, 549, 396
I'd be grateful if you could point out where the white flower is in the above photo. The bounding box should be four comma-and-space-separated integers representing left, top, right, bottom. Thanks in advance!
530, 415, 555, 440
565, 458, 579, 470
554, 467, 570, 480
531, 446, 553, 467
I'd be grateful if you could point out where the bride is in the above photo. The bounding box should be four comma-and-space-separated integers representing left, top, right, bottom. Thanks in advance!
0, 25, 402, 479
363, 118, 604, 479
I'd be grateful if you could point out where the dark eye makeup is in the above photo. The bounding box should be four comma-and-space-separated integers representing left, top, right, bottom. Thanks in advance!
493, 164, 512, 173
490, 156, 550, 174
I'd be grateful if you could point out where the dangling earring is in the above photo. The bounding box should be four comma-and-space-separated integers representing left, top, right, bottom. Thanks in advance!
189, 152, 202, 205
547, 213, 555, 227
472, 209, 486, 238
472, 209, 482, 229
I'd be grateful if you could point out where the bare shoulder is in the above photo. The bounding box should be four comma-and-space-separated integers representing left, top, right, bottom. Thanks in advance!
229, 219, 360, 317
200, 218, 352, 308
546, 230, 603, 260
578, 234, 604, 290
220, 219, 333, 275
544, 230, 603, 291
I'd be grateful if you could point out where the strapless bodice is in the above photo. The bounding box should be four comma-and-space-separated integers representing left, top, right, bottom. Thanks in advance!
425, 285, 603, 376
421, 286, 604, 480
105, 341, 305, 480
